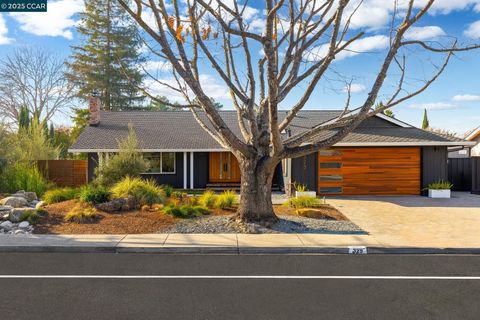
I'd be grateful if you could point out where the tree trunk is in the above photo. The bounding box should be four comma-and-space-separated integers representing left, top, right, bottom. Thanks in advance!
235, 157, 278, 225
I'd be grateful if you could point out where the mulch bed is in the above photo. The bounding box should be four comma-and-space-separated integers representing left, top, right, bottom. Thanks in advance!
33, 200, 348, 234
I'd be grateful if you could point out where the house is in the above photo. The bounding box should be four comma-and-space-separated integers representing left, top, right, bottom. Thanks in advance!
69, 104, 475, 196
448, 126, 480, 158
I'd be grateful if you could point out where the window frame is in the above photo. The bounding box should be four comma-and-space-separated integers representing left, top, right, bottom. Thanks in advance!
143, 152, 176, 175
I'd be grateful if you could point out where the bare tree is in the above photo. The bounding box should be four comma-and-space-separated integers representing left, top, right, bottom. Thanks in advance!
118, 0, 480, 224
0, 48, 74, 126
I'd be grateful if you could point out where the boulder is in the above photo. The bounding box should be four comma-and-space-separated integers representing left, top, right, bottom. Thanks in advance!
0, 205, 13, 212
296, 208, 330, 219
96, 197, 136, 212
0, 196, 28, 208
14, 229, 26, 235
35, 201, 46, 209
9, 208, 34, 223
23, 192, 38, 203
0, 221, 13, 230
18, 221, 30, 229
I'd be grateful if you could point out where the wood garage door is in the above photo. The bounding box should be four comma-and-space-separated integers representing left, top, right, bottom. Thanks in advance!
318, 147, 421, 195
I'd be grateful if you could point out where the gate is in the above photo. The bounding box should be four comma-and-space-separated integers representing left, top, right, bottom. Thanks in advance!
448, 158, 472, 191
473, 158, 480, 195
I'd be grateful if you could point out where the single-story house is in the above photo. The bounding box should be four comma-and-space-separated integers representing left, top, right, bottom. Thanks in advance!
449, 126, 480, 158
69, 109, 475, 196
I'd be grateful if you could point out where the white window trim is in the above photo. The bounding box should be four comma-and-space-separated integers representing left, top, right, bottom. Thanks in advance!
143, 152, 176, 175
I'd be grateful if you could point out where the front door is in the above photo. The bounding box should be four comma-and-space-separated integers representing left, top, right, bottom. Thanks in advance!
209, 152, 241, 183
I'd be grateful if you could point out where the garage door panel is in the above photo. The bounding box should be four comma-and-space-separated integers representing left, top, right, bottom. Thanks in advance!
318, 147, 421, 195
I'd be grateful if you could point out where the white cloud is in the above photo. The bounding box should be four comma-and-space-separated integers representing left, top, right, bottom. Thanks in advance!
452, 94, 480, 101
0, 14, 13, 45
464, 20, 480, 39
404, 26, 446, 40
306, 35, 389, 61
343, 83, 366, 93
143, 60, 172, 72
145, 74, 229, 102
10, 0, 83, 40
407, 102, 458, 110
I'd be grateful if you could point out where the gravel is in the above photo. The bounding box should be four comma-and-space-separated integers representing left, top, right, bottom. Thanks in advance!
164, 215, 364, 234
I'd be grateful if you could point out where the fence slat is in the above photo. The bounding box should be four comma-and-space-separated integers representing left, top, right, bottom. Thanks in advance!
448, 158, 472, 191
36, 160, 88, 187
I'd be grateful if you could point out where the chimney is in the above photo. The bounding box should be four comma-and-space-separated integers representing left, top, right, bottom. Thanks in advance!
89, 90, 100, 126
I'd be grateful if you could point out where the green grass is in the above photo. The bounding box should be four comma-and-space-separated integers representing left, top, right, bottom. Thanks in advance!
43, 187, 80, 204
162, 204, 210, 218
284, 196, 322, 209
64, 204, 97, 223
215, 190, 237, 209
78, 185, 111, 204
426, 180, 453, 190
19, 209, 41, 225
198, 190, 217, 208
111, 176, 165, 206
0, 163, 51, 197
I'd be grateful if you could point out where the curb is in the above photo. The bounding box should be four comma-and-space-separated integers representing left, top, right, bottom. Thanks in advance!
1, 246, 480, 254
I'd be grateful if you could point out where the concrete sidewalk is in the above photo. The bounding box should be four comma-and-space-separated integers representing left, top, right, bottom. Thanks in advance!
1, 233, 480, 254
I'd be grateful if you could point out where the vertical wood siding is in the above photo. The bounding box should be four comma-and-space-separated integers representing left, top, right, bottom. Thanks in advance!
37, 160, 88, 187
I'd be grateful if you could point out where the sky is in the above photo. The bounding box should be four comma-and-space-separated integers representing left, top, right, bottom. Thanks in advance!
0, 0, 479, 136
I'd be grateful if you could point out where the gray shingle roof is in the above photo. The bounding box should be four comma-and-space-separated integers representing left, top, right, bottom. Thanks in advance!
69, 110, 467, 151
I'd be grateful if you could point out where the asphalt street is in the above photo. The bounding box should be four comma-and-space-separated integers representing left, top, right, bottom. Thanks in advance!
0, 253, 479, 319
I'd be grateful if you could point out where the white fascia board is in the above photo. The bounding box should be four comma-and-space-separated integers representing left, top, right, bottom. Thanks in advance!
374, 113, 412, 128
68, 148, 228, 153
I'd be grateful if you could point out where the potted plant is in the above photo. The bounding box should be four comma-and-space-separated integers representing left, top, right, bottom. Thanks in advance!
294, 183, 317, 198
426, 180, 453, 198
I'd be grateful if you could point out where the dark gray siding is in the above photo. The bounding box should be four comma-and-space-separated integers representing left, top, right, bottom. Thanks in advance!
473, 158, 480, 195
421, 146, 448, 194
87, 153, 98, 183
193, 152, 209, 189
142, 152, 185, 188
291, 153, 318, 192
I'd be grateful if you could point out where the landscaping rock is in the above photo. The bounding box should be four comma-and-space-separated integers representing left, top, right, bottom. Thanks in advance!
35, 201, 46, 209
0, 220, 13, 230
96, 197, 136, 212
296, 208, 332, 219
14, 229, 25, 235
18, 221, 30, 229
23, 192, 38, 203
9, 208, 34, 223
0, 196, 28, 208
0, 205, 13, 212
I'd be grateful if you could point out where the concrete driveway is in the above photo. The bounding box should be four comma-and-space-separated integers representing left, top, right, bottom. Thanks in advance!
328, 192, 480, 248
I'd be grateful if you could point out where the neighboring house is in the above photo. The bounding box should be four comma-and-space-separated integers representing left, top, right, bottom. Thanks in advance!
69, 109, 474, 196
448, 126, 480, 158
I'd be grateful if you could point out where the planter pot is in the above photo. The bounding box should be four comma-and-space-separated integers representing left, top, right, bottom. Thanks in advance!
428, 189, 451, 198
295, 191, 317, 198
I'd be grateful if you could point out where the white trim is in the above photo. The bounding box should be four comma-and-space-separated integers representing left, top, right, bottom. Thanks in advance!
190, 152, 194, 189
183, 152, 187, 189
332, 141, 477, 147
375, 113, 412, 128
69, 148, 227, 153
465, 127, 480, 141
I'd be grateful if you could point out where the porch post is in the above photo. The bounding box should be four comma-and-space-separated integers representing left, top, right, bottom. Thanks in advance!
190, 152, 194, 189
183, 152, 187, 189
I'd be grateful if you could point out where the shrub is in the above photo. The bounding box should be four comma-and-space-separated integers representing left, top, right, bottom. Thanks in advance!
110, 176, 165, 206
171, 191, 187, 199
294, 183, 308, 192
426, 180, 453, 190
43, 187, 79, 204
94, 124, 149, 186
163, 204, 209, 218
78, 185, 111, 204
285, 196, 321, 209
19, 210, 41, 225
0, 163, 50, 197
162, 185, 174, 197
198, 190, 217, 208
64, 204, 97, 223
216, 190, 237, 209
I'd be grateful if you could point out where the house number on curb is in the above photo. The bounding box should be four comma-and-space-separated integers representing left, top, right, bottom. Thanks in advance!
348, 246, 368, 254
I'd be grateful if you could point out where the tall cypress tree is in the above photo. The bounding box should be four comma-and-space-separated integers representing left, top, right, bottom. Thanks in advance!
67, 0, 145, 110
422, 109, 429, 129
18, 106, 30, 132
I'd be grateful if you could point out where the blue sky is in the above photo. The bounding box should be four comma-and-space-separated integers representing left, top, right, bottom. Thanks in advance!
0, 0, 480, 135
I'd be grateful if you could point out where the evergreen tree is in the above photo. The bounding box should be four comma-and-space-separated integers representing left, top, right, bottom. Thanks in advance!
67, 0, 145, 110
18, 106, 30, 132
49, 123, 55, 142
70, 108, 91, 140
422, 109, 429, 129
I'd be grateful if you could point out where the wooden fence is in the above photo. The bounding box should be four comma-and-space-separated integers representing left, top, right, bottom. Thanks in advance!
448, 158, 472, 191
37, 160, 88, 187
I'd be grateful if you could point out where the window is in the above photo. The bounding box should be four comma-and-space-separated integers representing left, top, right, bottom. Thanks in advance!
144, 152, 176, 174
320, 187, 343, 194
320, 162, 342, 169
319, 150, 342, 157
320, 175, 343, 181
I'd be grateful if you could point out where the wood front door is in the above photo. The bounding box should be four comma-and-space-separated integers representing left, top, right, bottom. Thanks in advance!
209, 152, 241, 183
318, 147, 421, 195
